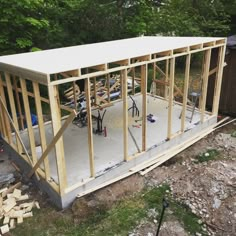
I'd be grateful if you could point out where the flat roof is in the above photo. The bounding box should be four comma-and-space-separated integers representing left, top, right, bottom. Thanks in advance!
0, 36, 225, 83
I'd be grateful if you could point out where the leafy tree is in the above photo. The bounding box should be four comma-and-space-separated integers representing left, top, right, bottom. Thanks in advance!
0, 0, 50, 54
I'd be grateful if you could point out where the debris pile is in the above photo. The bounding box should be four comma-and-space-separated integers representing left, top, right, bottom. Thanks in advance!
0, 182, 40, 235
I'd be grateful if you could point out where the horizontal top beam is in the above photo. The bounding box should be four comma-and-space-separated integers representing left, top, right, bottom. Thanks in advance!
0, 36, 225, 84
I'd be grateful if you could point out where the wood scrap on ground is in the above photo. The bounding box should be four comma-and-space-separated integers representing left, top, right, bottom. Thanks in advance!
0, 182, 40, 235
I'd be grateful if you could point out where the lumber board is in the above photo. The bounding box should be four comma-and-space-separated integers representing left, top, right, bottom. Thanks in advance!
2, 182, 21, 198
13, 77, 24, 130
33, 81, 50, 180
200, 49, 212, 122
0, 96, 33, 166
48, 83, 67, 194
0, 224, 9, 234
5, 73, 22, 152
212, 45, 226, 115
167, 57, 175, 140
0, 77, 12, 144
20, 78, 37, 166
28, 110, 76, 179
141, 64, 147, 151
122, 69, 128, 161
181, 54, 191, 132
85, 78, 95, 177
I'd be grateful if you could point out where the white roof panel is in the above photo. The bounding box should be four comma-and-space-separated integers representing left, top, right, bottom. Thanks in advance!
0, 36, 224, 76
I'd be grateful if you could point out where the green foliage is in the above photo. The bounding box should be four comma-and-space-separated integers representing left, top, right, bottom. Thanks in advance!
0, 0, 234, 56
196, 149, 220, 163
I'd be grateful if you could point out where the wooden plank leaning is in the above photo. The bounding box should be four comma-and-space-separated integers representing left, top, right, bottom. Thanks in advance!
28, 110, 76, 178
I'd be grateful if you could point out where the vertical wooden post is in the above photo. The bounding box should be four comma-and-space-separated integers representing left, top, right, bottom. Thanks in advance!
212, 45, 226, 115
120, 71, 123, 99
33, 81, 50, 180
13, 77, 24, 130
167, 57, 175, 140
107, 74, 110, 103
0, 76, 12, 144
164, 59, 169, 99
48, 83, 67, 194
181, 54, 191, 132
200, 49, 212, 122
85, 78, 95, 176
20, 78, 37, 165
93, 77, 97, 105
73, 81, 77, 110
132, 67, 135, 95
122, 69, 128, 161
5, 73, 22, 152
141, 64, 147, 151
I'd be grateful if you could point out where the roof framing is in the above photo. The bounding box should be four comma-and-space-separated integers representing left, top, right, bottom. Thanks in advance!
0, 36, 226, 85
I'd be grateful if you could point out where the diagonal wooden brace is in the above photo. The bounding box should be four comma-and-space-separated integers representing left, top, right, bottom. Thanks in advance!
28, 110, 76, 178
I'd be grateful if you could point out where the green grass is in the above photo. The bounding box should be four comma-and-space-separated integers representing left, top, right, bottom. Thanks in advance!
12, 184, 205, 236
195, 149, 220, 163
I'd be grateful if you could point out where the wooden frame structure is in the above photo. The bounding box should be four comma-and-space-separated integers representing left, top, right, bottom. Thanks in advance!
0, 36, 226, 208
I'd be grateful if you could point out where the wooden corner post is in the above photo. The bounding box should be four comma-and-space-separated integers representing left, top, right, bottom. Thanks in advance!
212, 45, 226, 115
200, 49, 212, 122
48, 83, 67, 195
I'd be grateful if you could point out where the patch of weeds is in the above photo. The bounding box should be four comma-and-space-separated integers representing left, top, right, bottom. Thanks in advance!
171, 201, 207, 235
143, 184, 170, 210
231, 130, 236, 137
195, 149, 220, 163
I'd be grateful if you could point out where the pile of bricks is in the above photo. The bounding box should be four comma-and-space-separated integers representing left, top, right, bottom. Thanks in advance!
0, 182, 40, 235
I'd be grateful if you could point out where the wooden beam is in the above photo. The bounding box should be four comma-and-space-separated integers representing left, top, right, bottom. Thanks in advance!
0, 96, 33, 166
212, 45, 226, 115
85, 78, 95, 177
132, 68, 135, 95
28, 110, 76, 179
0, 81, 8, 139
20, 78, 37, 166
164, 59, 169, 99
122, 69, 128, 161
200, 49, 212, 122
0, 76, 12, 143
141, 64, 147, 151
2, 80, 73, 113
32, 81, 50, 180
48, 84, 67, 194
107, 74, 110, 103
13, 77, 24, 130
167, 58, 175, 140
181, 54, 191, 132
5, 73, 22, 153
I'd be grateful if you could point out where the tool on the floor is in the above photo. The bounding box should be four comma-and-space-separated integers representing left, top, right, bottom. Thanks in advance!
128, 127, 140, 153
72, 108, 87, 128
156, 198, 169, 236
93, 109, 107, 135
128, 95, 139, 117
147, 114, 157, 123
132, 124, 141, 128
135, 118, 142, 123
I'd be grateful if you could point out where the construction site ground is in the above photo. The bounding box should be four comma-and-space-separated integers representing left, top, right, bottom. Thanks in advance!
0, 119, 235, 236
